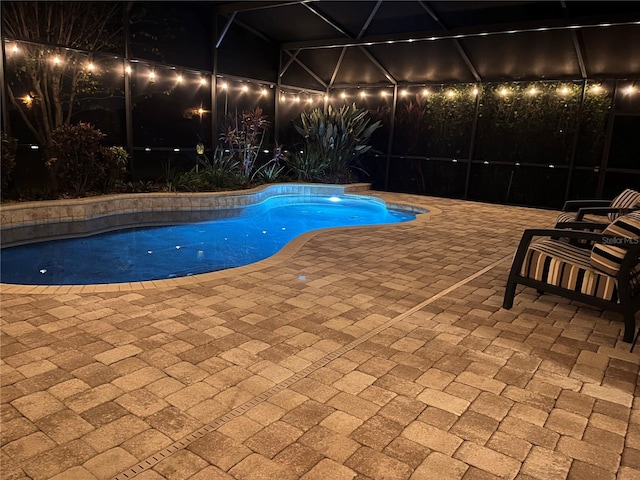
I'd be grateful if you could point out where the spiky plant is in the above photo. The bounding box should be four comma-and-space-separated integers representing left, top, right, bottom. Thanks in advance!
295, 103, 381, 183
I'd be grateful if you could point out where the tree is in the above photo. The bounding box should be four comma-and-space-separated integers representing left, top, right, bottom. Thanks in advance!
1, 1, 124, 147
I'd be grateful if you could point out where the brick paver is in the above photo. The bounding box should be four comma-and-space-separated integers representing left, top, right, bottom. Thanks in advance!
2, 192, 639, 479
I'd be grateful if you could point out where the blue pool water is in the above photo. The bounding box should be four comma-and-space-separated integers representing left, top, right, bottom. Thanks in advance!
0, 195, 415, 285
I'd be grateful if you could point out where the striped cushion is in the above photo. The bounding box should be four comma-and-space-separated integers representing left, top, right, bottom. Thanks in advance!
608, 189, 640, 221
556, 211, 577, 224
602, 211, 640, 239
555, 211, 609, 226
589, 212, 640, 286
591, 244, 628, 276
521, 239, 618, 301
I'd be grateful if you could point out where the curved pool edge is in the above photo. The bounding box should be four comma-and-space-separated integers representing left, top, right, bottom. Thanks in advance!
0, 188, 441, 294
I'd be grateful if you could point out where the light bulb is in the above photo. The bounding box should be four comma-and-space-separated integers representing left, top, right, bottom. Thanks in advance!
625, 85, 636, 94
197, 108, 204, 115
176, 75, 183, 83
87, 62, 95, 71
472, 87, 479, 96
53, 56, 61, 65
125, 65, 132, 74
341, 92, 347, 99
422, 88, 430, 96
261, 89, 267, 96
400, 90, 408, 97
11, 44, 18, 54
241, 85, 248, 92
221, 82, 228, 90
559, 86, 570, 95
380, 91, 388, 98
359, 91, 366, 98
447, 90, 456, 98
528, 87, 538, 96
499, 87, 509, 97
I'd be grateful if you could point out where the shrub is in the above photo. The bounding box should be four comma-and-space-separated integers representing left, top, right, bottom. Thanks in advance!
295, 104, 381, 183
47, 122, 128, 196
1, 132, 17, 194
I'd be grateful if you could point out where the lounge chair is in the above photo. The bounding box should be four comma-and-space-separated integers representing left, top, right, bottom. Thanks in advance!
555, 188, 640, 227
503, 212, 640, 344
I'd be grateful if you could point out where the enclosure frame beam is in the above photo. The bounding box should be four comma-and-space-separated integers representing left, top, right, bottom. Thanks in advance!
418, 1, 481, 82
123, 1, 134, 172
0, 37, 10, 135
564, 79, 587, 202
282, 15, 639, 51
597, 79, 619, 197
384, 84, 398, 191
464, 83, 482, 199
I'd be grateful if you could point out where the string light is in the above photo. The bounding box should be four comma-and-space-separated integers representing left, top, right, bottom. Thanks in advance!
200, 77, 207, 86
260, 88, 267, 96
380, 91, 388, 98
400, 89, 408, 97
294, 96, 300, 103
446, 89, 456, 98
625, 85, 636, 94
559, 86, 570, 95
359, 91, 366, 98
341, 92, 347, 99
52, 55, 61, 65
149, 71, 156, 81
11, 44, 19, 54
86, 62, 95, 72
590, 84, 603, 94
472, 87, 479, 96
241, 85, 248, 92
176, 75, 183, 83
422, 88, 431, 96
499, 87, 509, 97
23, 94, 33, 106
307, 97, 313, 104
125, 65, 132, 74
197, 108, 204, 115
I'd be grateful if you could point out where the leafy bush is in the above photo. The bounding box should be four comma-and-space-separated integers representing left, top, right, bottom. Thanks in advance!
1, 132, 17, 194
296, 104, 381, 183
197, 147, 242, 189
286, 149, 330, 182
47, 122, 128, 196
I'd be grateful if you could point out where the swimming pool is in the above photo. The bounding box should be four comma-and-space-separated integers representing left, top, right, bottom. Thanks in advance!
0, 194, 416, 285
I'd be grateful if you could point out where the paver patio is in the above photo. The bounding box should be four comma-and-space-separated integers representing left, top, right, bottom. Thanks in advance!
1, 192, 638, 480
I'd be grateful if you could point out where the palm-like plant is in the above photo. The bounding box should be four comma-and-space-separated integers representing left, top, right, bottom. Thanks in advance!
219, 107, 270, 179
295, 104, 381, 183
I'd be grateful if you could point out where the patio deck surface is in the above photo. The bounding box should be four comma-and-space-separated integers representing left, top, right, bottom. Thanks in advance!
1, 192, 639, 480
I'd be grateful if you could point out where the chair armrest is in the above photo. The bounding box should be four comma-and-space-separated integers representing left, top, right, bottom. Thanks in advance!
510, 228, 632, 278
575, 206, 638, 220
562, 199, 610, 211
617, 241, 640, 299
555, 221, 609, 231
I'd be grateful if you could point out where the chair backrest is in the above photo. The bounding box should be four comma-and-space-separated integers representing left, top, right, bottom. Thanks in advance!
608, 189, 640, 221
